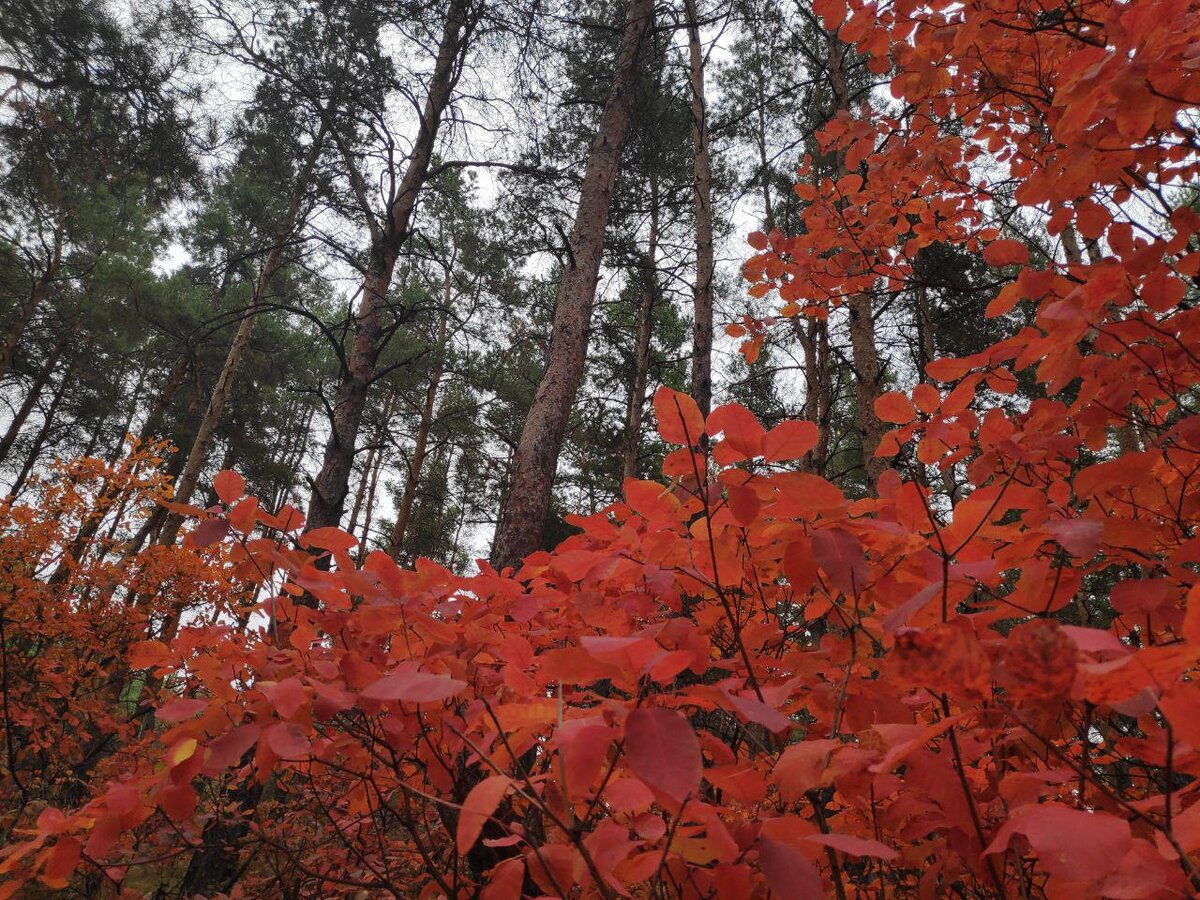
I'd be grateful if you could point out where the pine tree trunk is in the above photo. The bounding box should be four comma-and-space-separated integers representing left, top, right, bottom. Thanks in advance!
827, 35, 888, 490
389, 299, 449, 558
0, 335, 67, 463
305, 0, 473, 533
0, 224, 62, 383
157, 131, 325, 547
491, 0, 655, 571
105, 368, 147, 463
137, 354, 190, 444
795, 315, 832, 475
621, 179, 659, 483
9, 357, 73, 495
684, 0, 715, 417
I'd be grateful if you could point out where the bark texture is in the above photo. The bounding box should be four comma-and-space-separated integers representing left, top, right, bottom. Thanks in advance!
305, 0, 473, 532
491, 0, 655, 571
620, 180, 659, 484
684, 0, 715, 417
389, 285, 449, 558
157, 130, 326, 547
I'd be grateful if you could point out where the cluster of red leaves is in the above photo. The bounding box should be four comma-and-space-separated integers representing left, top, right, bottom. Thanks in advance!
0, 448, 253, 893
3, 0, 1200, 895
2, 370, 1199, 896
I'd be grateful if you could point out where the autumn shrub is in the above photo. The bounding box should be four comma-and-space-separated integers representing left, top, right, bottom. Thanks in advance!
3, 0, 1200, 896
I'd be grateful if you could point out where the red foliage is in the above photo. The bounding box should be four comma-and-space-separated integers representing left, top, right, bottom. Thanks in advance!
3, 0, 1200, 896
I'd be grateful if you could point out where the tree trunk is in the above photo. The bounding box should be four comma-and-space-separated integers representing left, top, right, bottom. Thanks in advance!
305, 0, 473, 533
491, 0, 655, 571
105, 368, 148, 464
620, 178, 659, 483
0, 223, 62, 383
137, 353, 190, 444
847, 293, 888, 486
684, 0, 715, 418
0, 334, 67, 463
827, 35, 888, 490
389, 296, 450, 558
157, 130, 325, 547
795, 315, 832, 475
10, 357, 73, 495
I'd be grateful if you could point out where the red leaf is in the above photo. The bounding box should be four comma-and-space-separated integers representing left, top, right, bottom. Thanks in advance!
806, 833, 897, 860
811, 527, 868, 595
624, 707, 701, 804
875, 391, 916, 425
203, 724, 261, 773
213, 469, 246, 504
186, 517, 229, 549
1047, 517, 1103, 558
707, 403, 765, 460
758, 838, 824, 900
156, 698, 207, 724
361, 670, 467, 704
128, 640, 169, 670
40, 835, 82, 888
762, 421, 818, 462
783, 538, 818, 594
653, 387, 704, 446
725, 692, 792, 734
266, 722, 311, 759
264, 676, 307, 720
983, 239, 1029, 267
985, 803, 1130, 883
727, 484, 762, 526
457, 775, 512, 854
303, 526, 358, 552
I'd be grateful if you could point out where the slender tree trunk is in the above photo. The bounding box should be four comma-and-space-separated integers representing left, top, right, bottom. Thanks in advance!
306, 0, 473, 533
157, 130, 326, 548
10, 357, 73, 495
272, 403, 313, 512
827, 35, 888, 490
0, 335, 67, 463
346, 444, 378, 538
348, 390, 396, 537
795, 315, 832, 475
138, 354, 190, 444
684, 0, 715, 417
389, 298, 450, 558
106, 367, 147, 463
621, 179, 660, 483
491, 0, 655, 571
0, 224, 62, 382
358, 442, 385, 559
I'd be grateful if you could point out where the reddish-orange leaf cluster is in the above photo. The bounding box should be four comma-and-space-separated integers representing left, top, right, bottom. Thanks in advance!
3, 0, 1200, 896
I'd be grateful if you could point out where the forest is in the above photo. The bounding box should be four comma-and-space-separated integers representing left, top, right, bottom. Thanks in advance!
1, 0, 1199, 895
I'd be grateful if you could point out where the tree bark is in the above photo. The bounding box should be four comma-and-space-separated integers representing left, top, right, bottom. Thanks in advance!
305, 0, 473, 533
795, 315, 832, 475
491, 0, 655, 571
0, 334, 67, 463
156, 130, 325, 547
684, 0, 715, 418
137, 353, 190, 444
0, 223, 62, 383
620, 178, 659, 483
826, 35, 888, 490
9, 357, 73, 495
389, 293, 450, 558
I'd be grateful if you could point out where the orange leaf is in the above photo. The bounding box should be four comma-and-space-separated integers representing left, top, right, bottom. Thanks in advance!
983, 239, 1028, 267
213, 469, 246, 504
762, 421, 818, 462
875, 391, 916, 424
652, 386, 704, 446
457, 775, 512, 854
